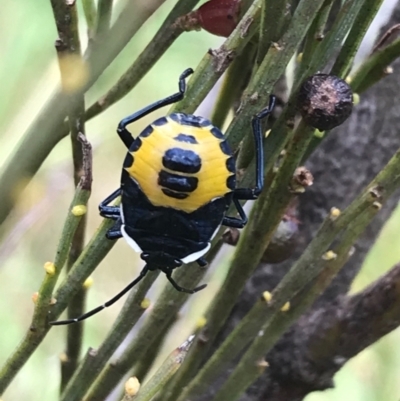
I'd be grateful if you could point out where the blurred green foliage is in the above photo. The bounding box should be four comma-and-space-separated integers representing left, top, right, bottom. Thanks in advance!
0, 1, 400, 400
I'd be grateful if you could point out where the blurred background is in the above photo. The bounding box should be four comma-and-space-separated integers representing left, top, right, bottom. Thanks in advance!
0, 0, 400, 400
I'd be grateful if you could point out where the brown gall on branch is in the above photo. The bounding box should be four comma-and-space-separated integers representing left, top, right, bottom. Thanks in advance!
297, 74, 353, 131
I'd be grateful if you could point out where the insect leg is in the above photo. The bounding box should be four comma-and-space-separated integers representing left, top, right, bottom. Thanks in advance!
116, 68, 194, 149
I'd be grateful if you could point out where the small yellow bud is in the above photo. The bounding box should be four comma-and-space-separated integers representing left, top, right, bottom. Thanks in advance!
32, 292, 39, 304
297, 52, 303, 63
125, 377, 140, 396
140, 298, 151, 309
50, 297, 57, 305
353, 93, 360, 105
372, 201, 382, 210
83, 276, 94, 289
196, 316, 207, 329
314, 129, 325, 138
44, 262, 56, 275
262, 291, 272, 303
72, 205, 87, 216
281, 302, 290, 312
59, 352, 69, 363
384, 66, 393, 75
330, 207, 341, 220
264, 129, 271, 138
322, 250, 337, 260
256, 358, 269, 373
345, 75, 352, 84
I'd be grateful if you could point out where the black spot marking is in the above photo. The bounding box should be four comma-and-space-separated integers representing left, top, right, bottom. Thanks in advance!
163, 148, 201, 174
210, 127, 224, 139
153, 117, 168, 126
140, 125, 153, 138
227, 174, 236, 190
170, 113, 211, 128
174, 133, 198, 144
158, 170, 198, 192
226, 157, 236, 173
220, 140, 232, 156
162, 188, 189, 199
123, 152, 134, 168
130, 137, 142, 152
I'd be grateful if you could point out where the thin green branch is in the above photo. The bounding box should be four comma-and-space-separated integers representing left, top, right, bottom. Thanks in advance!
61, 136, 91, 391
295, 0, 333, 80
0, 0, 167, 229
85, 0, 200, 120
226, 0, 327, 152
82, 0, 97, 40
350, 37, 400, 92
60, 272, 159, 401
95, 0, 113, 36
331, 0, 385, 78
51, 2, 89, 389
174, 119, 315, 401
0, 137, 92, 393
130, 336, 195, 401
133, 313, 178, 382
211, 144, 400, 401
51, 2, 88, 388
210, 42, 257, 128
170, 0, 264, 115
256, 0, 290, 66
84, 240, 222, 401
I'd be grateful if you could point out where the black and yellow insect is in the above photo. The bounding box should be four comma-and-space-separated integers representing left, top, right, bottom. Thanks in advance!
51, 69, 275, 325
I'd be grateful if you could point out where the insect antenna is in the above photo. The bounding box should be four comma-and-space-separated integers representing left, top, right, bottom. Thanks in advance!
50, 265, 150, 325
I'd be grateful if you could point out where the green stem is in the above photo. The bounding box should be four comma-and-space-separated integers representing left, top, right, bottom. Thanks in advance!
170, 0, 264, 115
226, 0, 327, 152
0, 0, 167, 228
60, 272, 159, 401
211, 145, 400, 401
256, 0, 290, 66
82, 0, 97, 39
51, 2, 89, 389
350, 37, 400, 93
0, 139, 92, 393
331, 0, 384, 78
210, 42, 257, 128
95, 0, 113, 36
85, 0, 200, 120
84, 240, 222, 401
130, 336, 194, 401
174, 119, 314, 401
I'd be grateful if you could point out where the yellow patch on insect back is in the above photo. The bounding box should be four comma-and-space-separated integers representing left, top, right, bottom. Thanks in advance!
125, 377, 140, 396
280, 302, 290, 312
140, 298, 151, 309
72, 205, 87, 216
262, 291, 272, 303
44, 261, 56, 275
83, 276, 94, 289
126, 117, 233, 213
196, 316, 207, 329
